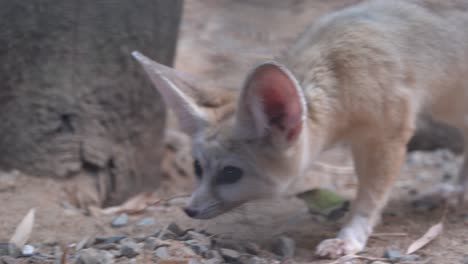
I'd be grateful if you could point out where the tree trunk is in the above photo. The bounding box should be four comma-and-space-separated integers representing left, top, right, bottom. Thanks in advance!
0, 0, 182, 206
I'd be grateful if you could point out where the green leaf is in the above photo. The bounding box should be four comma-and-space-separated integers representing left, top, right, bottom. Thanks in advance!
296, 188, 348, 219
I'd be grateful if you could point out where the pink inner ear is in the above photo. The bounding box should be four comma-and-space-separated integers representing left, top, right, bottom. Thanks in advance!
250, 65, 303, 141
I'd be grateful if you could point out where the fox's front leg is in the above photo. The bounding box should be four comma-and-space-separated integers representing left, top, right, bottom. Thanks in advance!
316, 136, 409, 258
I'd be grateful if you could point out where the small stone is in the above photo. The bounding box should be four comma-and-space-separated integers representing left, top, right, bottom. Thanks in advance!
155, 246, 170, 259
463, 255, 468, 264
383, 249, 403, 260
21, 245, 34, 256
184, 231, 211, 246
214, 239, 244, 252
167, 222, 184, 236
0, 243, 20, 257
159, 229, 178, 240
185, 240, 212, 258
111, 214, 129, 227
76, 238, 90, 251
120, 240, 140, 258
219, 248, 240, 261
271, 236, 295, 258
94, 236, 127, 245
370, 262, 391, 264
188, 258, 202, 264
401, 254, 421, 261
76, 248, 113, 264
0, 256, 16, 264
144, 237, 159, 250
137, 217, 156, 226
241, 256, 270, 264
411, 199, 439, 212
205, 259, 222, 264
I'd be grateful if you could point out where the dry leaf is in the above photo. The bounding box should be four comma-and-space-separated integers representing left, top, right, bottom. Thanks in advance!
10, 208, 35, 247
406, 222, 443, 254
100, 192, 161, 215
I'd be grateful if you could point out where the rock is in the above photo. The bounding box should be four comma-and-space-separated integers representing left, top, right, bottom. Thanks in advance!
155, 246, 170, 259
0, 256, 16, 264
188, 258, 202, 264
411, 199, 439, 212
401, 254, 421, 261
383, 249, 403, 260
0, 243, 20, 257
159, 229, 178, 240
271, 236, 295, 258
111, 214, 129, 227
95, 236, 127, 245
205, 259, 222, 264
21, 245, 34, 256
185, 240, 212, 258
167, 222, 184, 236
137, 217, 156, 226
219, 248, 241, 261
144, 237, 159, 250
183, 231, 211, 246
214, 239, 244, 252
76, 248, 113, 264
120, 240, 140, 258
463, 255, 468, 264
76, 238, 90, 251
241, 256, 270, 264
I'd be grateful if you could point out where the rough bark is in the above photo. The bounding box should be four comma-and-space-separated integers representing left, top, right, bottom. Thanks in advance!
0, 0, 183, 206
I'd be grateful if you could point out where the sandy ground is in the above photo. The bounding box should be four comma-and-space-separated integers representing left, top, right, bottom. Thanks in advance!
1, 0, 468, 263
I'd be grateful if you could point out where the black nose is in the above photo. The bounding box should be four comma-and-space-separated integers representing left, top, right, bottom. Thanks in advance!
183, 207, 198, 218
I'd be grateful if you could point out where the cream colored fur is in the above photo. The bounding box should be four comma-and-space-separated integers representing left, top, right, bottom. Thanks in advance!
133, 0, 468, 258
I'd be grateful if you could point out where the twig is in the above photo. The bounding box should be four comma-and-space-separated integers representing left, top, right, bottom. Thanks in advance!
371, 232, 408, 237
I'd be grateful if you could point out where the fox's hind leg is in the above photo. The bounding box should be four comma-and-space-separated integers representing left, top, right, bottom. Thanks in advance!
316, 131, 412, 258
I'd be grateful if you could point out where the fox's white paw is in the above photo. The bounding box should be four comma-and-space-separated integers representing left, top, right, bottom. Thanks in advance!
315, 238, 363, 259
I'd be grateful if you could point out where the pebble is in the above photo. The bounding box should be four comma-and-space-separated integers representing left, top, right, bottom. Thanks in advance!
144, 237, 160, 251
184, 231, 211, 246
76, 238, 90, 251
370, 262, 391, 264
185, 240, 212, 258
167, 222, 184, 236
188, 258, 202, 264
137, 217, 156, 226
159, 229, 178, 240
21, 245, 34, 256
205, 259, 222, 264
155, 246, 170, 259
120, 240, 140, 258
271, 236, 295, 258
463, 255, 468, 264
0, 243, 20, 257
383, 249, 402, 260
241, 256, 270, 264
0, 256, 16, 264
76, 248, 113, 264
411, 199, 439, 212
383, 249, 420, 262
95, 236, 127, 245
111, 213, 129, 227
219, 248, 241, 261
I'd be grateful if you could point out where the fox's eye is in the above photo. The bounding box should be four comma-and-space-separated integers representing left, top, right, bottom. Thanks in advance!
217, 166, 243, 185
194, 159, 203, 179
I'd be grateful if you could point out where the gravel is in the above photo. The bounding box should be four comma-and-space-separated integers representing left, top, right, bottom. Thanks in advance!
111, 213, 129, 227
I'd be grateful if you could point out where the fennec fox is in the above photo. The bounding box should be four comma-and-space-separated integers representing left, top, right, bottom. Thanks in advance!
133, 0, 468, 258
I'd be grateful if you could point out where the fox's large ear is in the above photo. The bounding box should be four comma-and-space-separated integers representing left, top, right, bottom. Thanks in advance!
235, 61, 306, 147
132, 51, 210, 136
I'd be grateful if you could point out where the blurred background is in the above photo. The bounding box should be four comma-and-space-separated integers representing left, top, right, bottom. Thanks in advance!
0, 1, 466, 263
